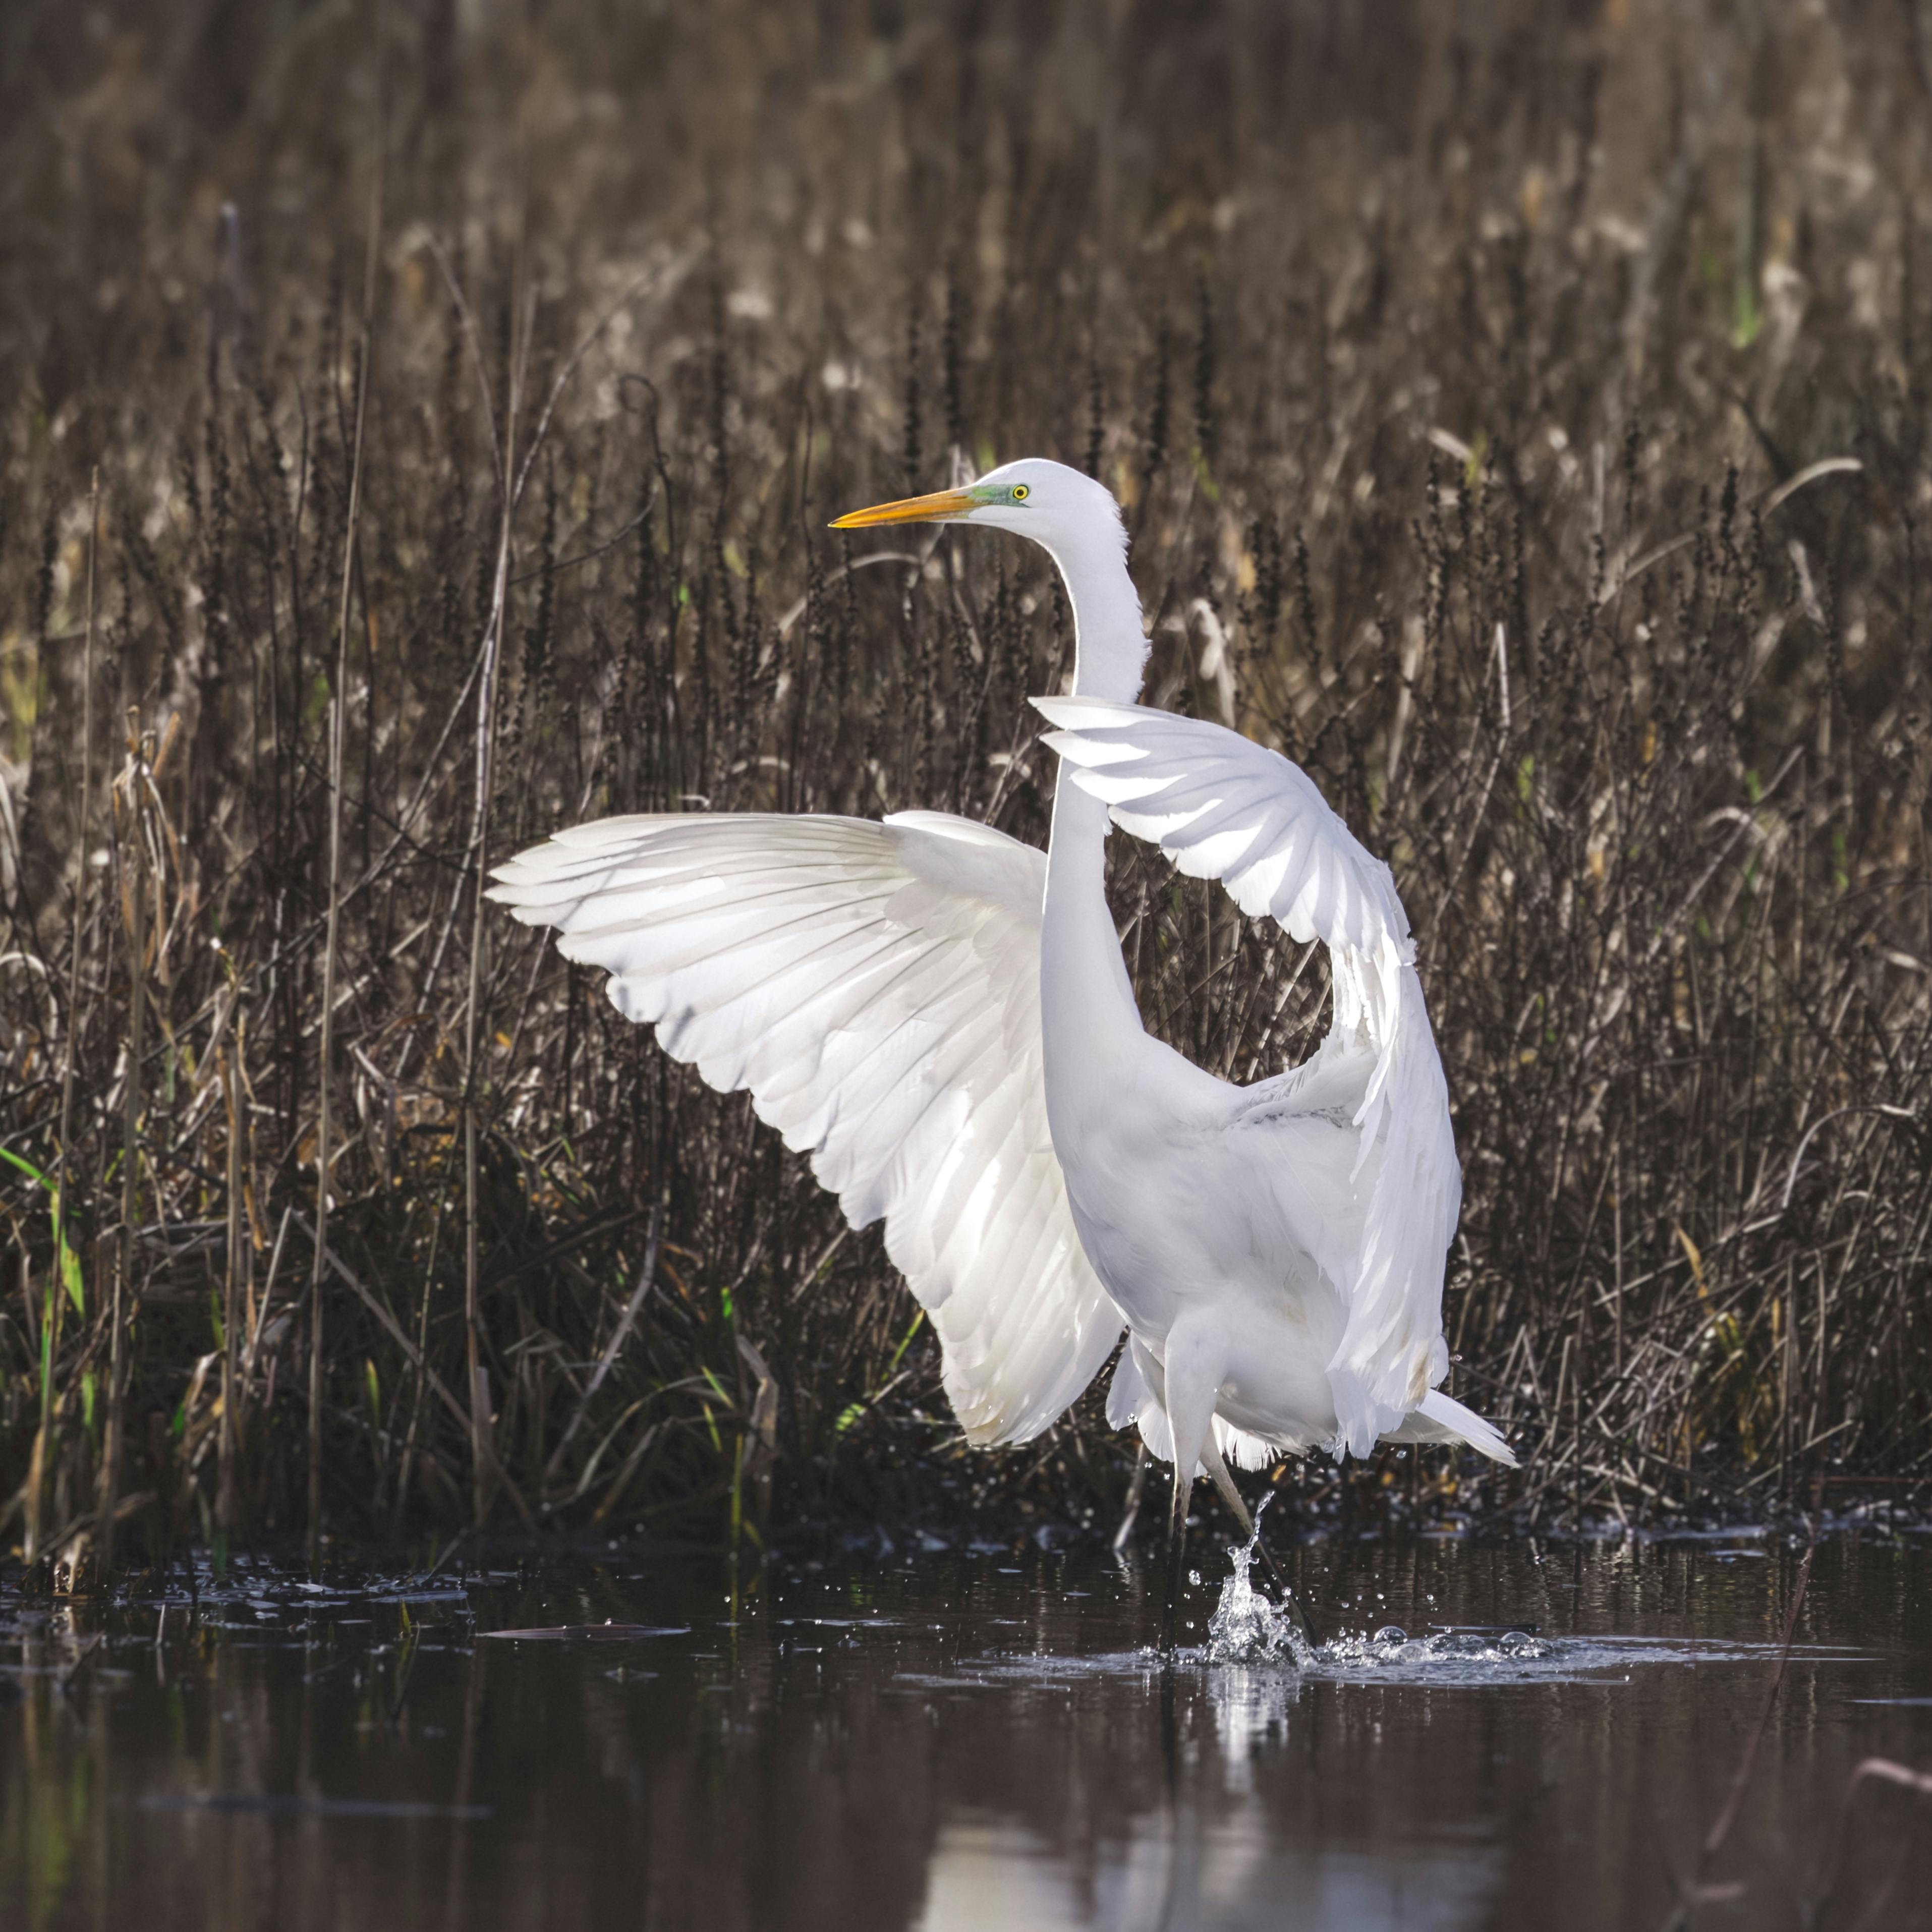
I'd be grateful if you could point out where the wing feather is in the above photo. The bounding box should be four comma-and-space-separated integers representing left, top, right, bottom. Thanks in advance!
488, 810, 1121, 1446
1036, 697, 1464, 1458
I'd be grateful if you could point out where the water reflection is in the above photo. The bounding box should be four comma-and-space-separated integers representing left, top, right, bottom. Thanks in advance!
3, 1532, 1929, 1930
1203, 1660, 1300, 1786
914, 1807, 1498, 1932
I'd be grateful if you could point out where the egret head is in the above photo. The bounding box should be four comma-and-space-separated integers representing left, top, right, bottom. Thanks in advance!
830, 457, 1123, 555
831, 456, 1145, 700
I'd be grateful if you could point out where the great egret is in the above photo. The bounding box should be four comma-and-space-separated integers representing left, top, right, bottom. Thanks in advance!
489, 457, 1514, 1642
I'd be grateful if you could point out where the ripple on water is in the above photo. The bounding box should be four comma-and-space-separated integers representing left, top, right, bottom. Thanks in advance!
883, 1519, 1840, 1695
1199, 1600, 1867, 1688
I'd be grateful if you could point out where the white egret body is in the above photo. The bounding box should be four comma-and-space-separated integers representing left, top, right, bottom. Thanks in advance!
489, 458, 1513, 1624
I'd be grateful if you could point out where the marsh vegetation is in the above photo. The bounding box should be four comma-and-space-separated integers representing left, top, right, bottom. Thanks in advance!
1, 0, 1928, 1578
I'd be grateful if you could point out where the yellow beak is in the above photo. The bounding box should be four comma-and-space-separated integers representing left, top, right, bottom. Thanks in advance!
828, 486, 977, 530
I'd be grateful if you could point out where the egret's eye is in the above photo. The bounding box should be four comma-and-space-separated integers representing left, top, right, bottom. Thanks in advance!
1010, 484, 1030, 501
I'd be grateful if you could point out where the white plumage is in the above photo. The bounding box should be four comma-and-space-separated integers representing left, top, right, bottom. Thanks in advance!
490, 456, 1513, 1616
487, 809, 1121, 1446
1035, 696, 1482, 1461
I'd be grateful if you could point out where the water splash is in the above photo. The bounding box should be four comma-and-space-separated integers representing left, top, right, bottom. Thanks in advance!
1204, 1497, 1316, 1667
1322, 1625, 1553, 1668
1201, 1501, 1560, 1674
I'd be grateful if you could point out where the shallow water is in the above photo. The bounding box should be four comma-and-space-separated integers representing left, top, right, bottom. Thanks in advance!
4, 1527, 1929, 1929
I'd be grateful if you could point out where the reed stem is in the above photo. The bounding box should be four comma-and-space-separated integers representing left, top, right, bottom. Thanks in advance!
99, 713, 148, 1586
31, 471, 97, 1569
309, 83, 384, 1568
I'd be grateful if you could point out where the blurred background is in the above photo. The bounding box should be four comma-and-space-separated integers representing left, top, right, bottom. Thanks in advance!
1, 0, 1928, 1570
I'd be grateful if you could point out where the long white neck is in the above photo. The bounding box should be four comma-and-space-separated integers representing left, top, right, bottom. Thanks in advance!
1041, 525, 1148, 706
1039, 521, 1149, 1134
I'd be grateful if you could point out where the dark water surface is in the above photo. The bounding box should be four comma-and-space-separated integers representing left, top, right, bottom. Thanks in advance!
4, 1527, 1929, 1929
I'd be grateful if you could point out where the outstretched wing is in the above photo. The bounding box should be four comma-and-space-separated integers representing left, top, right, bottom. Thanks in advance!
487, 810, 1122, 1446
1035, 697, 1462, 1458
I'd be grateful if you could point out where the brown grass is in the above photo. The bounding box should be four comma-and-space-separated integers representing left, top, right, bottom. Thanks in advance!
1, 0, 1928, 1577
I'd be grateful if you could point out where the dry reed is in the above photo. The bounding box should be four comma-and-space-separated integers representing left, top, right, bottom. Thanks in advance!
1, 0, 1927, 1578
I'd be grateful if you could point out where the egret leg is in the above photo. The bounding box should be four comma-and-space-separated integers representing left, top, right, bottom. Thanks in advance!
1158, 1321, 1222, 1654
1200, 1438, 1320, 1649
1113, 1442, 1149, 1555
1161, 1460, 1193, 1652
1201, 1439, 1255, 1540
